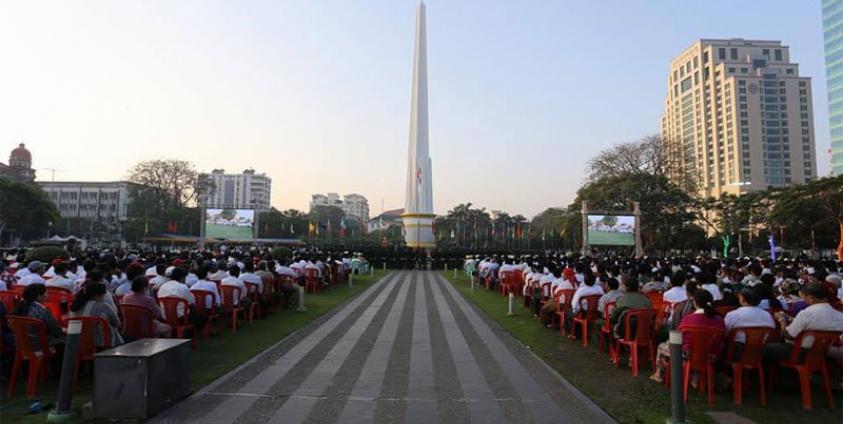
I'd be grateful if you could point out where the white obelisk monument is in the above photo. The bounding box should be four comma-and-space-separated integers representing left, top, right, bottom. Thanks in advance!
402, 1, 435, 250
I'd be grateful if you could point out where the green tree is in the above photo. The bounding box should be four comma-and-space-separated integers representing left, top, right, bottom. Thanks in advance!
0, 177, 60, 242
569, 172, 699, 254
768, 174, 843, 259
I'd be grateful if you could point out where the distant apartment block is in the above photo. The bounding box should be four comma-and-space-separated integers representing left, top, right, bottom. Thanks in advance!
661, 39, 816, 198
200, 169, 272, 212
310, 192, 370, 223
38, 181, 136, 221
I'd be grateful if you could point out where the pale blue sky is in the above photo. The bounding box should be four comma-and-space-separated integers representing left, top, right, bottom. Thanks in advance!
0, 1, 829, 218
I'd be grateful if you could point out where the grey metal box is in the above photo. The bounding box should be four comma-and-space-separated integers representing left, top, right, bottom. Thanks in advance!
93, 338, 191, 419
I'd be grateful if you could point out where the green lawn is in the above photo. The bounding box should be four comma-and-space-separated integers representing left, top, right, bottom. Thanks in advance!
0, 269, 389, 424
442, 271, 841, 424
587, 230, 635, 246
205, 223, 254, 240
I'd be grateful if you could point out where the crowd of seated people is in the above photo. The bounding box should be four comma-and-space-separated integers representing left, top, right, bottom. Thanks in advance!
0, 246, 355, 397
466, 253, 843, 409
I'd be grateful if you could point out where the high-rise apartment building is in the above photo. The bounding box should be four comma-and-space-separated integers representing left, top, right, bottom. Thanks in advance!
823, 0, 843, 175
661, 39, 816, 199
310, 193, 370, 223
200, 169, 272, 212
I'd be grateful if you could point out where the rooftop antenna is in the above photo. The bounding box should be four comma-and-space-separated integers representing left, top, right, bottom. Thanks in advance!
39, 167, 66, 182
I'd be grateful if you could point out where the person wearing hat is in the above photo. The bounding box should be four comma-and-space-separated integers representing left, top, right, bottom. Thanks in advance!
17, 261, 47, 286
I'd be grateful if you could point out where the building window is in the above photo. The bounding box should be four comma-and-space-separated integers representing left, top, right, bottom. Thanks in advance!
719, 48, 726, 60
775, 49, 782, 61
730, 48, 738, 60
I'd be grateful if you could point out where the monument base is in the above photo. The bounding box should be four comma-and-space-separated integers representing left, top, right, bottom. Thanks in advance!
401, 214, 436, 249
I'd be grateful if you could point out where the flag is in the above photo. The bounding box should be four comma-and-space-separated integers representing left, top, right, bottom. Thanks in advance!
168, 222, 177, 233
144, 221, 149, 236
308, 221, 316, 236
340, 218, 348, 237
450, 229, 455, 239
516, 223, 522, 239
289, 223, 294, 235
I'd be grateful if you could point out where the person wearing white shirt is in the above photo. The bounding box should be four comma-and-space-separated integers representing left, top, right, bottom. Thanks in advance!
115, 264, 146, 297
221, 265, 248, 305
276, 263, 297, 279
18, 261, 46, 286
700, 274, 723, 302
724, 288, 775, 343
190, 267, 221, 309
290, 261, 305, 280
571, 275, 605, 314
662, 273, 688, 304
14, 266, 31, 282
185, 271, 199, 288
240, 261, 263, 294
45, 262, 76, 293
157, 267, 196, 319
148, 264, 169, 291
766, 283, 843, 361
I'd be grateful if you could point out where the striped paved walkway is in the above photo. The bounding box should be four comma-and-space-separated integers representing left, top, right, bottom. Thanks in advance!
150, 271, 615, 424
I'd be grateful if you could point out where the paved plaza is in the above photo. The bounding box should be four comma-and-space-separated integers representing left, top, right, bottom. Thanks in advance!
150, 271, 615, 424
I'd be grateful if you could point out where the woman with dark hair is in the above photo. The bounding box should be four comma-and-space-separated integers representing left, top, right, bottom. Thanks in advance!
70, 282, 123, 347
651, 289, 725, 383
11, 284, 65, 349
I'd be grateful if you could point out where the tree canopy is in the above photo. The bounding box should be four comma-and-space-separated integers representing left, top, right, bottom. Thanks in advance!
0, 178, 60, 242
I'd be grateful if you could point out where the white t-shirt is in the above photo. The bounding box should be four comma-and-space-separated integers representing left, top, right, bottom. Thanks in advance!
221, 276, 247, 303
191, 279, 221, 308
18, 273, 46, 287
46, 275, 76, 293
786, 303, 843, 348
149, 275, 169, 290
663, 286, 687, 304
701, 283, 722, 301
157, 280, 196, 318
571, 284, 605, 313
724, 306, 775, 342
240, 272, 263, 292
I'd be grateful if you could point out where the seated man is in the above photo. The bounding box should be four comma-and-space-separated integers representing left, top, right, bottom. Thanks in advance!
45, 261, 76, 293
764, 282, 843, 363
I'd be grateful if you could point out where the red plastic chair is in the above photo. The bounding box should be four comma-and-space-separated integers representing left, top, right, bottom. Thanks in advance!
0, 291, 20, 312
611, 308, 656, 377
538, 282, 552, 310
43, 302, 65, 325
6, 316, 55, 397
243, 282, 261, 321
118, 304, 155, 340
726, 326, 771, 406
192, 289, 222, 339
555, 289, 576, 334
498, 271, 514, 296
653, 300, 670, 329
220, 286, 245, 333
66, 316, 111, 391
769, 330, 842, 410
305, 268, 320, 294
645, 291, 663, 304
10, 285, 26, 298
598, 301, 617, 353
680, 325, 726, 405
45, 286, 73, 305
523, 285, 533, 310
157, 297, 196, 349
571, 295, 602, 347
